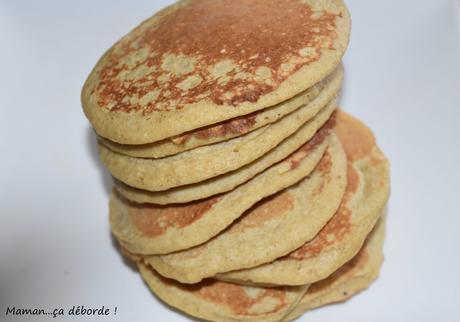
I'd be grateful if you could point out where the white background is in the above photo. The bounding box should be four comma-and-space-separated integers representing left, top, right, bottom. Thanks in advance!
1, 0, 459, 321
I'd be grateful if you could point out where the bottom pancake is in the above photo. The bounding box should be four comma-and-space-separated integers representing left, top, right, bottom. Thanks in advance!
133, 215, 385, 322
137, 263, 308, 322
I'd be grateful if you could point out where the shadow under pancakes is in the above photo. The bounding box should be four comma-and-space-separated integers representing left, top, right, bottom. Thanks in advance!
110, 232, 137, 273
86, 125, 112, 196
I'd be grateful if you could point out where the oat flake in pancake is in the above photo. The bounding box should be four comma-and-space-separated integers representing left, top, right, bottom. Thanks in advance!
98, 84, 340, 192
99, 66, 342, 158
218, 110, 390, 286
82, 0, 350, 144
283, 217, 386, 321
141, 133, 347, 284
110, 122, 334, 255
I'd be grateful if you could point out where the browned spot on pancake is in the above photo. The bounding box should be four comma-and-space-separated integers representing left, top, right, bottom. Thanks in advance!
285, 164, 358, 260
94, 0, 341, 113
196, 114, 258, 139
334, 111, 375, 161
173, 114, 257, 144
170, 132, 193, 145
289, 156, 303, 171
346, 163, 359, 195
194, 280, 288, 316
317, 149, 332, 175
289, 113, 336, 170
307, 248, 369, 294
307, 150, 332, 198
129, 195, 221, 237
228, 191, 294, 234
287, 207, 351, 260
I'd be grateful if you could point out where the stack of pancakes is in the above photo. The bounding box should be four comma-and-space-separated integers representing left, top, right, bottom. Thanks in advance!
81, 0, 390, 321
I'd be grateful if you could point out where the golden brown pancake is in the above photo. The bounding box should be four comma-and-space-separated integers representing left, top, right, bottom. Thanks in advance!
82, 0, 350, 144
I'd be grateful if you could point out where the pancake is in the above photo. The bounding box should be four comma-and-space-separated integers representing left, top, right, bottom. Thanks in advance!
110, 127, 334, 255
140, 134, 347, 283
137, 263, 308, 322
82, 0, 350, 144
114, 107, 336, 205
218, 110, 390, 286
99, 86, 340, 192
283, 217, 385, 321
99, 67, 342, 158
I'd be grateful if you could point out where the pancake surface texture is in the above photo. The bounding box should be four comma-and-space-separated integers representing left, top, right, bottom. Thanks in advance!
219, 110, 390, 286
142, 133, 347, 283
114, 106, 336, 204
100, 67, 342, 158
110, 124, 334, 255
137, 263, 308, 322
82, 0, 350, 144
283, 217, 385, 321
99, 82, 340, 192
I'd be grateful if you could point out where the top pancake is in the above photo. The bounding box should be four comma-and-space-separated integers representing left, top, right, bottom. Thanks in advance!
82, 0, 351, 144
98, 67, 342, 158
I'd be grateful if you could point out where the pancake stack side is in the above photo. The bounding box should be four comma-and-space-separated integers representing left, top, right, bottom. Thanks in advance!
81, 1, 390, 321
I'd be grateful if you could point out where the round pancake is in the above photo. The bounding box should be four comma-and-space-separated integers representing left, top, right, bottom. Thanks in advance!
218, 110, 390, 286
137, 263, 308, 322
141, 134, 347, 283
99, 88, 340, 192
114, 107, 336, 205
283, 217, 385, 321
110, 129, 333, 255
99, 67, 342, 158
82, 0, 351, 144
